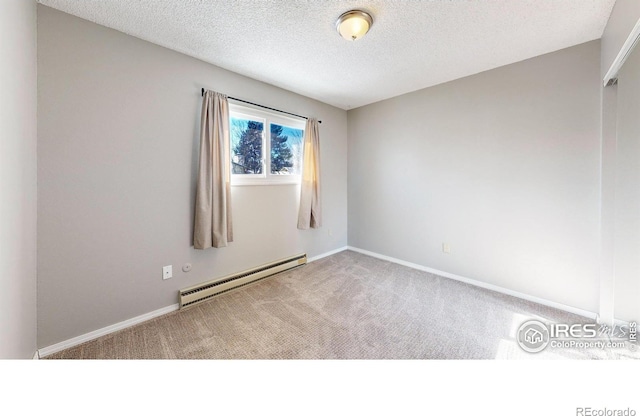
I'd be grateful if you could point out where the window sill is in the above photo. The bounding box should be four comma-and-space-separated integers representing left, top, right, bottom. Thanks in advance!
231, 179, 301, 186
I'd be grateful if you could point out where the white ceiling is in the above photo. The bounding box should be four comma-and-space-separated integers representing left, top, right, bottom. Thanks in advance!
37, 0, 616, 110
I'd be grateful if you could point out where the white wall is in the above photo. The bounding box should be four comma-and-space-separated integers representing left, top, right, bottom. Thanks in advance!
37, 6, 348, 348
0, 0, 38, 359
600, 0, 640, 77
348, 41, 602, 313
599, 0, 640, 324
613, 45, 640, 323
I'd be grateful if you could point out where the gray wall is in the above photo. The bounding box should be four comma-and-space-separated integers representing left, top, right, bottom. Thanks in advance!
0, 0, 38, 358
348, 41, 602, 313
37, 6, 348, 348
600, 1, 640, 324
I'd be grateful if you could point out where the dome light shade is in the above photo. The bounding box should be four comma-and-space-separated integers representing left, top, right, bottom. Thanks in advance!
336, 10, 373, 41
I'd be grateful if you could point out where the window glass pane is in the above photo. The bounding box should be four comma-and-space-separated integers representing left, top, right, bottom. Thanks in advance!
231, 116, 263, 174
270, 123, 303, 175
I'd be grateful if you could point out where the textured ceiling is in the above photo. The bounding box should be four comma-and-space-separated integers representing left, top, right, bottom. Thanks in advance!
37, 0, 616, 110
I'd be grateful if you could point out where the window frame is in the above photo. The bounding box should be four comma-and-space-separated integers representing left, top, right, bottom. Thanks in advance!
229, 103, 305, 186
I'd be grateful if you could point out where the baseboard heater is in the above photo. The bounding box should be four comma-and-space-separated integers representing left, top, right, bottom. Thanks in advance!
179, 253, 307, 309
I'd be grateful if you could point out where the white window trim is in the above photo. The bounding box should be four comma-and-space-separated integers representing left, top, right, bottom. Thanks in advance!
229, 103, 305, 186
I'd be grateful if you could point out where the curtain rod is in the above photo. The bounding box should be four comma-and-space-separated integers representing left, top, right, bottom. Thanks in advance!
201, 88, 321, 123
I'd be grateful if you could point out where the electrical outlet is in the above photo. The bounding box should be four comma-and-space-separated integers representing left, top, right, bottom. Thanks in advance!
162, 265, 173, 280
442, 243, 451, 254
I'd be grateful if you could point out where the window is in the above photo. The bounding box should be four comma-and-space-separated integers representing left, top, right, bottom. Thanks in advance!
229, 104, 305, 185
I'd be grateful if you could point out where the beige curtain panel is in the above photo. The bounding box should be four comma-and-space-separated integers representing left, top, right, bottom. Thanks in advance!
194, 90, 233, 249
297, 118, 322, 229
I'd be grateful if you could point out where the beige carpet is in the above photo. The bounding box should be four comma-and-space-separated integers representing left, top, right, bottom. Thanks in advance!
45, 250, 639, 359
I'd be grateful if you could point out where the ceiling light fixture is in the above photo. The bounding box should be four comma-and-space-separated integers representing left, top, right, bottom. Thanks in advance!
336, 10, 373, 41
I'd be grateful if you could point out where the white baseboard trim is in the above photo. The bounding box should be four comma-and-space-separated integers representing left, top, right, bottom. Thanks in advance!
307, 246, 348, 263
614, 318, 633, 328
39, 246, 622, 357
38, 303, 179, 358
37, 246, 348, 358
347, 246, 599, 321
